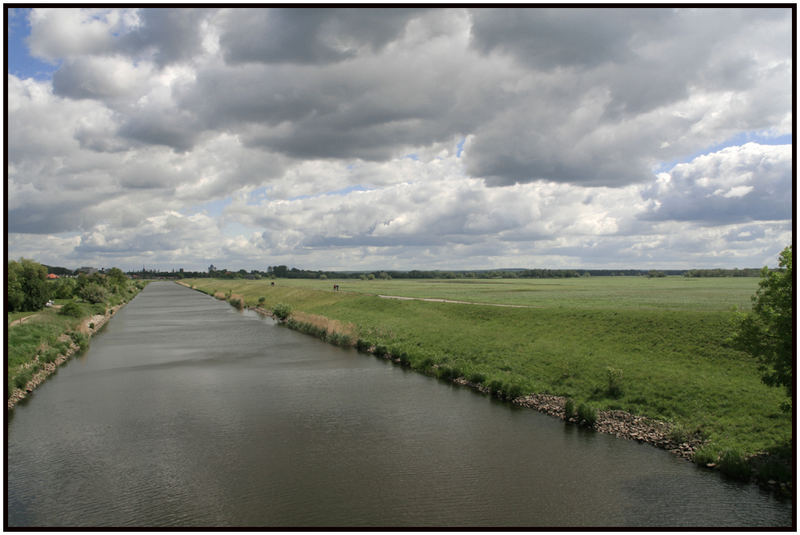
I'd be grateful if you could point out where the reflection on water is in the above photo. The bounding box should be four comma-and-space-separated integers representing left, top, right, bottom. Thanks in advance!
7, 282, 792, 527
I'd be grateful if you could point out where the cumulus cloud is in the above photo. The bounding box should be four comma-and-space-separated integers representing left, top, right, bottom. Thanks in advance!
7, 7, 793, 270
640, 143, 791, 223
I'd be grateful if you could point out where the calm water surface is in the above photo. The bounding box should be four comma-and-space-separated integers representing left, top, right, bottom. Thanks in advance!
6, 282, 792, 527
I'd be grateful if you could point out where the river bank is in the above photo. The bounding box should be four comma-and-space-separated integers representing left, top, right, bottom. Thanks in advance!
7, 296, 139, 410
181, 279, 792, 498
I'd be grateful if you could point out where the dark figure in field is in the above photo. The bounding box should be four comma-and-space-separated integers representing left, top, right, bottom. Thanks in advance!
271, 281, 275, 286
333, 284, 339, 291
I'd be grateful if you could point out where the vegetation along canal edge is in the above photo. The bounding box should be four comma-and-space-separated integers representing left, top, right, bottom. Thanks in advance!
177, 274, 792, 499
7, 268, 148, 410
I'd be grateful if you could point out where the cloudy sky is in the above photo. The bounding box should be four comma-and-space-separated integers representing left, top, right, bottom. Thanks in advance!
7, 7, 793, 272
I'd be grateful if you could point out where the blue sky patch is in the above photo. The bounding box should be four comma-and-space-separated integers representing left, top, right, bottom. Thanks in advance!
7, 8, 59, 81
654, 131, 792, 173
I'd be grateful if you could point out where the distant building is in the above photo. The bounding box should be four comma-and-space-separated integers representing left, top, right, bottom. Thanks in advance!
46, 273, 59, 279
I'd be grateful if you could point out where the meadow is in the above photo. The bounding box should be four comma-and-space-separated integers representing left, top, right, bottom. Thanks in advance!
182, 276, 789, 460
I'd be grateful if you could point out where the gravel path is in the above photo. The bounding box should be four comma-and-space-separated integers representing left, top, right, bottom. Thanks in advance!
377, 294, 535, 308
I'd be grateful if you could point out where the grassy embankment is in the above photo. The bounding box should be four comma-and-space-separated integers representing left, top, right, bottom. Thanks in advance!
182, 276, 790, 475
7, 283, 148, 401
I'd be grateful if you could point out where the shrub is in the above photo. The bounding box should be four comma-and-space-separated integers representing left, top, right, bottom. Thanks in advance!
487, 379, 503, 395
373, 345, 389, 358
504, 382, 524, 400
397, 352, 410, 366
416, 357, 435, 373
606, 367, 624, 398
355, 339, 371, 352
564, 398, 576, 420
41, 347, 60, 363
272, 303, 292, 321
258, 296, 266, 305
328, 332, 353, 347
229, 297, 244, 310
577, 403, 597, 427
437, 366, 456, 381
757, 459, 791, 482
60, 302, 84, 318
693, 446, 717, 466
78, 282, 107, 304
69, 331, 89, 350
13, 369, 32, 389
468, 372, 486, 384
718, 448, 751, 481
88, 322, 95, 330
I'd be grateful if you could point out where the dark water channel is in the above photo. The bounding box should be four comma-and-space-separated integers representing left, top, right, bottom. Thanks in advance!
6, 282, 792, 527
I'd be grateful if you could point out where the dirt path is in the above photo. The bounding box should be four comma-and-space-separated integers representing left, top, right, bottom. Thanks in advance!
377, 294, 535, 308
8, 305, 62, 328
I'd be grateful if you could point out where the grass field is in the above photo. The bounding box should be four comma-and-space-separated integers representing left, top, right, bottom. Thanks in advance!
182, 276, 789, 458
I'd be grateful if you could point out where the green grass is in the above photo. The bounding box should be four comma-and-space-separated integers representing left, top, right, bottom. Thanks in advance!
182, 276, 790, 456
7, 284, 148, 398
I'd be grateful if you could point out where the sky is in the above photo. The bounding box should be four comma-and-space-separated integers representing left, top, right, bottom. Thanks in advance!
6, 7, 794, 272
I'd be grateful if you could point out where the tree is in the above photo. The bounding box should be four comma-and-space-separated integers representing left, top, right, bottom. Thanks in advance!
78, 282, 107, 304
732, 246, 793, 403
7, 258, 51, 311
106, 267, 127, 287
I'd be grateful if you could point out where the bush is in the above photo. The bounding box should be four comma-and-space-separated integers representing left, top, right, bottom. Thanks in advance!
577, 403, 597, 427
718, 448, 751, 481
41, 347, 60, 363
693, 446, 718, 466
69, 331, 89, 350
13, 369, 33, 389
328, 332, 353, 347
606, 367, 624, 398
258, 296, 266, 305
396, 352, 410, 366
355, 339, 371, 352
88, 322, 95, 330
272, 303, 291, 321
60, 302, 84, 318
437, 366, 456, 381
757, 458, 791, 482
416, 357, 435, 373
78, 282, 107, 304
503, 382, 524, 400
487, 379, 503, 395
229, 297, 244, 310
373, 345, 388, 358
468, 372, 486, 384
564, 398, 576, 420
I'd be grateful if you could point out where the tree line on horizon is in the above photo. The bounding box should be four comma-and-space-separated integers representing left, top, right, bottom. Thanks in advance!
118, 265, 768, 280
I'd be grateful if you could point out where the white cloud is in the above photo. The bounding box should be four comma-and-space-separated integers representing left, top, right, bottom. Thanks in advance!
7, 7, 793, 271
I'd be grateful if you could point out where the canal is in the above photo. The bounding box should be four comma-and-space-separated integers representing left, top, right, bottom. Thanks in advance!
6, 282, 792, 527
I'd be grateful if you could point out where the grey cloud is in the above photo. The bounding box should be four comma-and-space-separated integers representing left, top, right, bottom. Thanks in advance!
52, 57, 139, 100
219, 8, 424, 65
118, 8, 208, 66
470, 8, 652, 70
118, 109, 201, 152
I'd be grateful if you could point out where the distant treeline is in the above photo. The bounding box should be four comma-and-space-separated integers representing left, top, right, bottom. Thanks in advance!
683, 268, 765, 277
114, 265, 767, 280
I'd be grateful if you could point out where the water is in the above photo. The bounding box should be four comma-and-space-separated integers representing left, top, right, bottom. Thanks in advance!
6, 282, 792, 527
